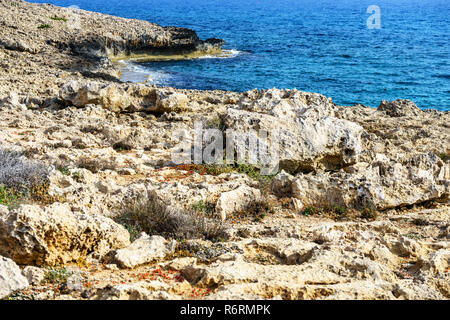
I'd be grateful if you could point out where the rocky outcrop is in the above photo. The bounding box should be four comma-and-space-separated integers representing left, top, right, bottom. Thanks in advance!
0, 0, 224, 60
59, 81, 190, 113
0, 256, 29, 299
0, 203, 130, 266
224, 89, 364, 173
377, 99, 422, 118
291, 152, 449, 210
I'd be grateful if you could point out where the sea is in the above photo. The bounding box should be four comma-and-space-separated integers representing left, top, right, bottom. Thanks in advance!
30, 0, 450, 111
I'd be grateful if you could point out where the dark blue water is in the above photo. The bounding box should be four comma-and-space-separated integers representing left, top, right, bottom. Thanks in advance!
31, 0, 449, 110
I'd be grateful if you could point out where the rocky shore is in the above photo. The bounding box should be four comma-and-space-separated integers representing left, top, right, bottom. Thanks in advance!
0, 0, 449, 300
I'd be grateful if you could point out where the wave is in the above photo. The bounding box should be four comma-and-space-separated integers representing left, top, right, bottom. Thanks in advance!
197, 49, 247, 60
118, 60, 172, 84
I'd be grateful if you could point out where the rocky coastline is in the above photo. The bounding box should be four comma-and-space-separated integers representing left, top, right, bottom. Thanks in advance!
0, 0, 449, 300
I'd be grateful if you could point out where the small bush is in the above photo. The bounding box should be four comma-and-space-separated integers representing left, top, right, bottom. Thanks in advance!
38, 24, 51, 29
43, 267, 72, 285
191, 200, 216, 216
115, 196, 228, 242
302, 206, 316, 216
0, 148, 49, 192
56, 166, 70, 176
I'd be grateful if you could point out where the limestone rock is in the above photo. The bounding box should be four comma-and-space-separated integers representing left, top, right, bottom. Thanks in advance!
292, 153, 449, 210
155, 90, 189, 113
270, 170, 295, 196
224, 89, 364, 172
0, 256, 29, 299
215, 185, 262, 220
0, 203, 130, 266
22, 266, 45, 286
113, 233, 175, 269
377, 99, 421, 117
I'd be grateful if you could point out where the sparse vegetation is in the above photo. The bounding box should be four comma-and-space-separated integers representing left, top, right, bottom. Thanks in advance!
56, 166, 70, 176
191, 200, 216, 216
189, 162, 277, 194
224, 198, 275, 223
0, 186, 21, 206
50, 16, 67, 22
0, 148, 62, 206
436, 152, 450, 162
43, 267, 72, 285
0, 148, 50, 191
115, 195, 228, 242
360, 205, 378, 220
302, 206, 317, 216
38, 24, 51, 29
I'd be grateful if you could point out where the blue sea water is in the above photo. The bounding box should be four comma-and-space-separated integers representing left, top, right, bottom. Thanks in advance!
31, 0, 449, 110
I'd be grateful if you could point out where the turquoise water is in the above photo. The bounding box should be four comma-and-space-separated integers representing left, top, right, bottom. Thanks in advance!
31, 0, 449, 110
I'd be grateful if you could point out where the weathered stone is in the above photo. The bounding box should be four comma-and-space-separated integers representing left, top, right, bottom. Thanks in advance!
113, 233, 175, 269
22, 266, 45, 286
0, 203, 130, 266
0, 256, 29, 299
224, 89, 364, 173
377, 99, 421, 117
215, 185, 262, 220
292, 153, 449, 210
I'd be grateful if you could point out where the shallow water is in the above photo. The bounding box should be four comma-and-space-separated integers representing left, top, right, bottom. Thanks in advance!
31, 0, 450, 110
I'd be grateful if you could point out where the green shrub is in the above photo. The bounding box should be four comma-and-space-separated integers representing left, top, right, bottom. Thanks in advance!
43, 267, 72, 285
38, 24, 51, 29
437, 152, 450, 162
50, 16, 67, 22
56, 166, 70, 176
302, 206, 316, 216
0, 186, 21, 206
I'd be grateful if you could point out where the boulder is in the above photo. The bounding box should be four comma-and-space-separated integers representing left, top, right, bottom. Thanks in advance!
0, 203, 130, 266
377, 99, 421, 117
0, 256, 29, 299
224, 88, 364, 173
59, 81, 158, 113
270, 170, 295, 196
22, 266, 45, 286
215, 185, 262, 221
113, 233, 175, 269
292, 152, 449, 210
154, 90, 189, 113
59, 81, 191, 114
